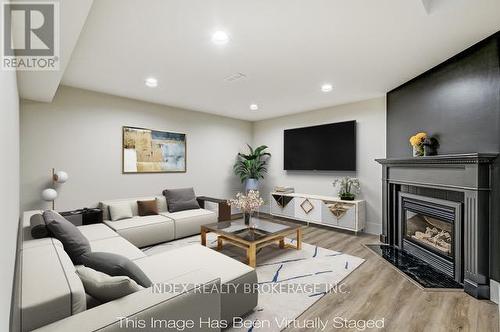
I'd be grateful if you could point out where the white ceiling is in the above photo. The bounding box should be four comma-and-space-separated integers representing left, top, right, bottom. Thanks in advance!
26, 0, 500, 121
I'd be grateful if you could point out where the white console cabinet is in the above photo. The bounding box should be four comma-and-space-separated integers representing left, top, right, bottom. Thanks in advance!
270, 192, 365, 233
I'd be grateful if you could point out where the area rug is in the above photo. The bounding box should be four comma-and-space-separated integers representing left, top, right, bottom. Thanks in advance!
143, 234, 365, 331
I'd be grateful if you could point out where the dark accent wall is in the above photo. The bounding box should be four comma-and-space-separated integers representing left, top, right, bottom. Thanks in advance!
387, 33, 500, 157
386, 32, 500, 282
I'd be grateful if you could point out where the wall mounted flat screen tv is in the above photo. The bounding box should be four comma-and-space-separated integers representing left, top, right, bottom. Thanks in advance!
284, 120, 356, 171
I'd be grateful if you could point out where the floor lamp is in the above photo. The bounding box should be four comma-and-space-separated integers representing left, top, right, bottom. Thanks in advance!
41, 168, 69, 210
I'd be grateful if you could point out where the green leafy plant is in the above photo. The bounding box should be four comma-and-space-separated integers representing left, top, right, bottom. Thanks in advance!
233, 144, 271, 183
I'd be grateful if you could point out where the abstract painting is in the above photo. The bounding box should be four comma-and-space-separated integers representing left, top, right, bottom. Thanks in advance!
122, 126, 186, 173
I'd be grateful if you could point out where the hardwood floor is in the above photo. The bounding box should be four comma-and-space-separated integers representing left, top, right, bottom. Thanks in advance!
283, 225, 499, 332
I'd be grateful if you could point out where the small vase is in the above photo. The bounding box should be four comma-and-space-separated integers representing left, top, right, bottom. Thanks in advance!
244, 212, 252, 225
412, 145, 424, 157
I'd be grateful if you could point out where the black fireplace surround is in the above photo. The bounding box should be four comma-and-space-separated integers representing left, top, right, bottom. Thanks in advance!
376, 153, 498, 299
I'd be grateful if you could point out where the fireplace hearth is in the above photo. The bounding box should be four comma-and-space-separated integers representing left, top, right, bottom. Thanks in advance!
376, 153, 498, 299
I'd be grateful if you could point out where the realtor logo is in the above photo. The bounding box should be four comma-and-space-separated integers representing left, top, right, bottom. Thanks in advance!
1, 1, 59, 71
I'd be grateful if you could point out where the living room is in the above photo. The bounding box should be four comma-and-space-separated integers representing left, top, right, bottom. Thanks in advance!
2, 1, 500, 331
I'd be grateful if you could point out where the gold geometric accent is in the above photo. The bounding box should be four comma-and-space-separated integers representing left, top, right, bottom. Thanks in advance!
325, 201, 354, 220
300, 199, 314, 214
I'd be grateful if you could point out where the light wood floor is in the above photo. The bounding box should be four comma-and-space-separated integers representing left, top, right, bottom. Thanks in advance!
283, 225, 499, 332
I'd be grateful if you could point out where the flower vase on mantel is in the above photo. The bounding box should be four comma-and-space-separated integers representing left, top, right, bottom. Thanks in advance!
410, 132, 427, 157
412, 145, 424, 157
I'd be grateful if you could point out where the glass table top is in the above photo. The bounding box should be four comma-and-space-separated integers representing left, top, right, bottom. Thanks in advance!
203, 217, 301, 242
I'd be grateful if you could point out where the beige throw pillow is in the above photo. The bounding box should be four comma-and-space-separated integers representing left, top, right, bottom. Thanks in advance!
76, 266, 143, 302
109, 202, 133, 221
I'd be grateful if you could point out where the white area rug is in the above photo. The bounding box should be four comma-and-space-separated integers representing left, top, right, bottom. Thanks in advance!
143, 233, 365, 331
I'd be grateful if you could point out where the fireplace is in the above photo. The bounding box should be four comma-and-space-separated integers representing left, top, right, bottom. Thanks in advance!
399, 193, 461, 279
376, 153, 498, 299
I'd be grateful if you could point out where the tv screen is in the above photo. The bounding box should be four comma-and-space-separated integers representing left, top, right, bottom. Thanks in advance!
284, 121, 356, 171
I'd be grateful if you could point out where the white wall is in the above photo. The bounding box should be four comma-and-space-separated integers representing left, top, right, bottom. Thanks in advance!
0, 70, 20, 329
21, 86, 253, 211
253, 98, 386, 234
20, 87, 386, 235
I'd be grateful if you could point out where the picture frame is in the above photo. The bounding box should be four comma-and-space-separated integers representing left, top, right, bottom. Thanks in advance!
122, 126, 187, 173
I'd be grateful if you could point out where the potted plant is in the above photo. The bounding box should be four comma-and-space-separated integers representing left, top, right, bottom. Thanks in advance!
233, 144, 271, 192
333, 177, 360, 201
409, 132, 427, 157
228, 190, 264, 225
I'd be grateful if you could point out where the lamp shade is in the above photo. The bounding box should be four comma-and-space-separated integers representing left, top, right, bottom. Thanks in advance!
53, 171, 69, 183
41, 188, 58, 201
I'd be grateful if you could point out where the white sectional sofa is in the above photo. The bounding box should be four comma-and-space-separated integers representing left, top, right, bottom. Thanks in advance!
98, 196, 217, 247
20, 209, 258, 331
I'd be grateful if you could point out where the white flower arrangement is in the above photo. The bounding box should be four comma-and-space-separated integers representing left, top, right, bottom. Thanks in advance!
333, 177, 360, 200
227, 190, 264, 213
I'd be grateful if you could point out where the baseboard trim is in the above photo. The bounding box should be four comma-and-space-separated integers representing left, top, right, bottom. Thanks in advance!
490, 279, 500, 304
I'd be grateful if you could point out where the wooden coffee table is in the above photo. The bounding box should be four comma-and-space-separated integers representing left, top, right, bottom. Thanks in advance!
201, 217, 303, 267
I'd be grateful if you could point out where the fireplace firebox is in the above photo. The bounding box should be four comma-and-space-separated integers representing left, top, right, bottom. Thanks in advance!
399, 193, 461, 280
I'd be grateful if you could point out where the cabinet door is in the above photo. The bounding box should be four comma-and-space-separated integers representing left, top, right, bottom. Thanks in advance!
270, 195, 295, 218
323, 201, 356, 229
321, 202, 338, 226
295, 197, 321, 222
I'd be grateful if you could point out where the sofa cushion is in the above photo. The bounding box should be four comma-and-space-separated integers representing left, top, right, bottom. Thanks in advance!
43, 210, 91, 264
104, 215, 171, 231
76, 266, 143, 303
161, 209, 216, 239
78, 223, 118, 241
103, 215, 175, 248
89, 236, 146, 261
22, 236, 61, 250
163, 188, 200, 212
109, 202, 133, 221
80, 252, 152, 288
135, 244, 253, 284
54, 245, 87, 314
21, 243, 86, 331
162, 208, 215, 221
137, 199, 159, 216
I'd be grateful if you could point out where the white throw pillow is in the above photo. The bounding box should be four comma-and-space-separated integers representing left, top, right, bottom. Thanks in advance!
76, 266, 143, 302
155, 196, 168, 213
109, 202, 133, 221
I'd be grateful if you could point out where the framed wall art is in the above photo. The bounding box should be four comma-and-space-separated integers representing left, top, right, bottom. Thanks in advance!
122, 126, 186, 173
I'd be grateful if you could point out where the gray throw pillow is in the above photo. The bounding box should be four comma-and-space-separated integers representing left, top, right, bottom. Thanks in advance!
43, 210, 91, 264
163, 187, 200, 212
80, 252, 152, 288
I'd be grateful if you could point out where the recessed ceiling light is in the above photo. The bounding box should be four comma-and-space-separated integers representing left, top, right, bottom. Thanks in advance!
321, 83, 333, 92
212, 30, 229, 45
145, 77, 158, 88
249, 104, 259, 111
